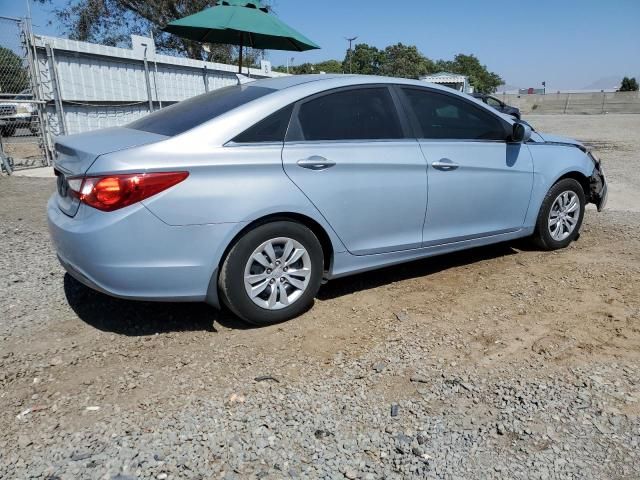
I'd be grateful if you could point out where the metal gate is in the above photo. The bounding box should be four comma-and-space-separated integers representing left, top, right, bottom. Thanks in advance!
0, 15, 51, 174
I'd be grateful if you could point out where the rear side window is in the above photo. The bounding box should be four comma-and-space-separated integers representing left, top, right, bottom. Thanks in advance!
128, 85, 275, 136
402, 88, 505, 140
295, 87, 403, 141
232, 105, 293, 144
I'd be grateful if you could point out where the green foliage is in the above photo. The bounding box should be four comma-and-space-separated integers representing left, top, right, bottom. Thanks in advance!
275, 59, 343, 74
0, 47, 29, 94
313, 60, 343, 73
342, 43, 382, 75
435, 54, 503, 93
340, 44, 501, 92
49, 0, 269, 63
620, 76, 639, 92
379, 43, 435, 79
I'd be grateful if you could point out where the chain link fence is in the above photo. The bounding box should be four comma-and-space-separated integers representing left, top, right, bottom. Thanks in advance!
0, 16, 50, 174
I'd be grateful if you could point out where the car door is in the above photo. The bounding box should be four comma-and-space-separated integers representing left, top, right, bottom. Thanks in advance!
281, 85, 427, 255
398, 87, 533, 246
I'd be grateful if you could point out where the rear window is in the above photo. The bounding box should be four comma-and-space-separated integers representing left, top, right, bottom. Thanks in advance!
128, 85, 275, 136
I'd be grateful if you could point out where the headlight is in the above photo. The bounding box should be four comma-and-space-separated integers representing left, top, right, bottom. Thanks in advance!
17, 105, 31, 114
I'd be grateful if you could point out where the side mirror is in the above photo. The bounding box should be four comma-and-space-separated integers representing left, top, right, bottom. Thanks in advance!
512, 122, 532, 143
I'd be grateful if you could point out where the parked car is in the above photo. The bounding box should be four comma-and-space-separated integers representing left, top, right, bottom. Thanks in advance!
0, 89, 39, 137
48, 75, 607, 325
472, 92, 521, 119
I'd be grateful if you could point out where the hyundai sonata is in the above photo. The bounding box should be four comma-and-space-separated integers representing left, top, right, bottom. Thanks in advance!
48, 75, 607, 325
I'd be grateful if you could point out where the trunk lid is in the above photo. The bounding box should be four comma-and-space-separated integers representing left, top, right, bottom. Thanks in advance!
53, 127, 167, 217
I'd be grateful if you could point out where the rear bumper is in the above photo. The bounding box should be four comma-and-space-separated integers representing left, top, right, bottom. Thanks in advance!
47, 195, 239, 307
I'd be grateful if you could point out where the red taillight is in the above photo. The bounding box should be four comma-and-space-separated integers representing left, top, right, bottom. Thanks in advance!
69, 172, 188, 212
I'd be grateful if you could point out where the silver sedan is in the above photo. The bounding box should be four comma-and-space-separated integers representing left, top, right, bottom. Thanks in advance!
48, 74, 607, 325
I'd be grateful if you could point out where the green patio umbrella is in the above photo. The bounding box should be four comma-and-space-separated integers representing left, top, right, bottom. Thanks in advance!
162, 0, 320, 73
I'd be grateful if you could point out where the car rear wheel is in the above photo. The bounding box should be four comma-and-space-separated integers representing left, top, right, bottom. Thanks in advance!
532, 178, 585, 250
219, 221, 324, 325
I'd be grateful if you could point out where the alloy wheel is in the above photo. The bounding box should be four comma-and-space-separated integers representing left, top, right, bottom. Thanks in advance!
548, 190, 580, 241
243, 237, 312, 310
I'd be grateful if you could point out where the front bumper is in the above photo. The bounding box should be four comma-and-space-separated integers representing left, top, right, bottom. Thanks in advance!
47, 195, 239, 306
589, 153, 608, 212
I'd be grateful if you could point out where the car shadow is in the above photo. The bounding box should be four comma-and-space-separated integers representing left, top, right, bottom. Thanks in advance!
65, 242, 522, 334
318, 242, 519, 300
63, 274, 252, 335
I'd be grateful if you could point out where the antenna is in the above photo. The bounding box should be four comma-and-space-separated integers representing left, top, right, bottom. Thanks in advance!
345, 36, 358, 73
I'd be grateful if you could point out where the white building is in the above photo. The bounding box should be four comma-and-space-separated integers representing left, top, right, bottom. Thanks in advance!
420, 72, 472, 93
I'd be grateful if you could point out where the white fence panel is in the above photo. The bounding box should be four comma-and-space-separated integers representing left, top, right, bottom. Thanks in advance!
33, 34, 286, 135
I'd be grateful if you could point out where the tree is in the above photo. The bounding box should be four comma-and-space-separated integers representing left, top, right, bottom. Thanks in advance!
434, 54, 503, 93
0, 46, 29, 94
275, 59, 343, 75
379, 43, 435, 79
620, 76, 639, 92
43, 0, 267, 64
434, 54, 502, 93
342, 43, 381, 75
313, 60, 343, 74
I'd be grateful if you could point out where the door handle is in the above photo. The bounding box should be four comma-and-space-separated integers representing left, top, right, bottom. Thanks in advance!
297, 155, 336, 171
431, 159, 459, 171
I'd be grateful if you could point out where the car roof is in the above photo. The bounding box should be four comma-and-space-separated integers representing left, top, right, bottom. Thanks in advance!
172, 74, 516, 145
249, 74, 469, 96
249, 74, 347, 90
248, 74, 507, 119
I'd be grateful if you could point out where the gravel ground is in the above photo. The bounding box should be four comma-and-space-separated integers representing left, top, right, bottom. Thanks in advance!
1, 114, 639, 479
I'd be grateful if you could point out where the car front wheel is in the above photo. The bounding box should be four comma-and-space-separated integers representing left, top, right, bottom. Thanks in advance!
219, 221, 324, 325
533, 178, 585, 250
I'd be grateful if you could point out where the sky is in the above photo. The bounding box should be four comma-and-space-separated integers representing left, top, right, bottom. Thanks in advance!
1, 0, 639, 90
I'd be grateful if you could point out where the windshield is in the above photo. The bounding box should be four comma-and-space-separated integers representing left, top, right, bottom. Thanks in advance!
128, 85, 276, 136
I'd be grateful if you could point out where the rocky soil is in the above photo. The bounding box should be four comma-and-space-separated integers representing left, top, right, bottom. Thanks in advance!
1, 114, 639, 479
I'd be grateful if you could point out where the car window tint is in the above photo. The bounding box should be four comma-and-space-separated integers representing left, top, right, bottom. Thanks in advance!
232, 105, 293, 143
296, 87, 403, 141
128, 85, 275, 136
402, 88, 505, 140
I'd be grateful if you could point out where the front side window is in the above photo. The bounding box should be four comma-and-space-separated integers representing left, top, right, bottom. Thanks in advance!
402, 88, 505, 140
128, 85, 275, 136
294, 87, 403, 141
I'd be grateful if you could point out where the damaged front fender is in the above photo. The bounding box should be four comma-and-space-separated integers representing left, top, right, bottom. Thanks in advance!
588, 152, 608, 212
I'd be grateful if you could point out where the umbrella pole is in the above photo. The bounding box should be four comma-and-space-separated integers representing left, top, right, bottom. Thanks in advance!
238, 33, 243, 74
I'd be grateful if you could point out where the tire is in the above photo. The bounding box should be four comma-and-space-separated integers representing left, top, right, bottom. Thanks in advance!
219, 221, 324, 325
532, 178, 585, 250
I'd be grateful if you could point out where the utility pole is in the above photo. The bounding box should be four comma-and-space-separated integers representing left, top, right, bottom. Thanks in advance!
345, 36, 358, 74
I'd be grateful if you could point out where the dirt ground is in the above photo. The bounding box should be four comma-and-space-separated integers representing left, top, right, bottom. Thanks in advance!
1, 114, 639, 479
